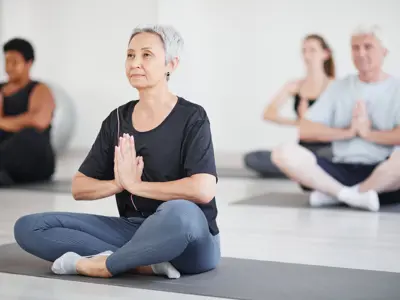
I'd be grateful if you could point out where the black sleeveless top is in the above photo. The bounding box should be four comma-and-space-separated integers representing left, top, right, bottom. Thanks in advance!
293, 93, 330, 148
0, 81, 52, 141
293, 93, 318, 113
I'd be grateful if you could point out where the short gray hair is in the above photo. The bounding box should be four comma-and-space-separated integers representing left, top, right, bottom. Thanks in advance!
130, 24, 184, 64
351, 24, 387, 49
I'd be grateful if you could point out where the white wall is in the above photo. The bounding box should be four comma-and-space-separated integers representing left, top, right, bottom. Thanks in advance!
0, 0, 158, 150
1, 0, 399, 154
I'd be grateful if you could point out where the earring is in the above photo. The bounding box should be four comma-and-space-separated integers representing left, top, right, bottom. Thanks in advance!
166, 72, 170, 81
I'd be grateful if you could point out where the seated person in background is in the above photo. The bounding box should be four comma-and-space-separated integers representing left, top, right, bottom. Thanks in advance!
0, 38, 55, 185
244, 34, 334, 177
14, 24, 220, 279
272, 25, 400, 212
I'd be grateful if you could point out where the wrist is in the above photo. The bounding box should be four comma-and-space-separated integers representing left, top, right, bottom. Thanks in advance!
360, 129, 372, 140
125, 181, 141, 195
111, 180, 124, 193
346, 128, 357, 139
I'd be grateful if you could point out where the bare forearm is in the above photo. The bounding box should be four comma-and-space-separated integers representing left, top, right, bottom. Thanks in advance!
300, 121, 354, 142
263, 88, 297, 126
0, 114, 33, 132
363, 129, 400, 145
72, 175, 122, 200
266, 115, 299, 126
126, 177, 214, 204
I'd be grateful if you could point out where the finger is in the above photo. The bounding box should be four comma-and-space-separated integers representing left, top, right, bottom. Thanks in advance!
137, 157, 144, 174
138, 156, 144, 168
116, 146, 123, 164
119, 137, 124, 158
114, 148, 119, 172
122, 134, 130, 158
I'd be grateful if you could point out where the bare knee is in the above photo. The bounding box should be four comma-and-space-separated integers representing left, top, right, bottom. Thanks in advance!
271, 143, 316, 169
378, 153, 400, 178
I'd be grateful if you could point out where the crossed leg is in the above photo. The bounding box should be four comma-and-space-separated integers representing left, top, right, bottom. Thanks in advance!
271, 143, 400, 211
14, 200, 221, 278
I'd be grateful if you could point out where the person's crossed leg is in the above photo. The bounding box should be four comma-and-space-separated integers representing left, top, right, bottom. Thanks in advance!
272, 144, 400, 212
14, 200, 221, 278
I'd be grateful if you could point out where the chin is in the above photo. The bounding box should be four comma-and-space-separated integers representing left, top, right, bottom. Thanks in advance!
7, 76, 19, 83
356, 65, 372, 73
130, 82, 151, 90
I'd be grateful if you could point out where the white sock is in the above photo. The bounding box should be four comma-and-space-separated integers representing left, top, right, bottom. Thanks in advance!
309, 185, 361, 207
51, 252, 81, 275
151, 262, 181, 279
51, 250, 113, 275
309, 190, 340, 207
338, 187, 380, 212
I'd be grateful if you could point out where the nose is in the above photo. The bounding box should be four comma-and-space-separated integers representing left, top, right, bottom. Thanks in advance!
358, 47, 367, 57
129, 56, 142, 69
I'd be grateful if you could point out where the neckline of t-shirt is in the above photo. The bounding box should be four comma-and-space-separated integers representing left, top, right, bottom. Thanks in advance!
129, 96, 182, 134
355, 74, 394, 87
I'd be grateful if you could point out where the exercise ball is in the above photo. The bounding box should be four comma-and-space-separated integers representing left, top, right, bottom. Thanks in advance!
47, 83, 77, 155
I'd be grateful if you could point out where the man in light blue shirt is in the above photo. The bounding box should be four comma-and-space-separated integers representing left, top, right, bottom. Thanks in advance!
272, 25, 400, 212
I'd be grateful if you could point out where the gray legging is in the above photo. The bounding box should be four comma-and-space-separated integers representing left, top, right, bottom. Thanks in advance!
244, 144, 332, 178
14, 200, 221, 276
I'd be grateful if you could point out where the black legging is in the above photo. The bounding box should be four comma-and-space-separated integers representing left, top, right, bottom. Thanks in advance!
0, 128, 55, 185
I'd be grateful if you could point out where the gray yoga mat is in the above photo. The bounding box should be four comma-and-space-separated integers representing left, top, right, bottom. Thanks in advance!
217, 167, 287, 179
0, 243, 399, 300
232, 192, 400, 213
10, 179, 72, 194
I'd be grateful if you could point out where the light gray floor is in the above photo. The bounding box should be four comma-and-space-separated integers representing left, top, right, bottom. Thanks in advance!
1, 152, 400, 299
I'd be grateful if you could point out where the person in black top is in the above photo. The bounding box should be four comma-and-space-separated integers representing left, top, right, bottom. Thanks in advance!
14, 25, 220, 279
0, 38, 55, 185
244, 34, 335, 178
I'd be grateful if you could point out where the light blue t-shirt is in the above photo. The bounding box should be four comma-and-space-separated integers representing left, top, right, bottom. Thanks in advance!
305, 74, 400, 164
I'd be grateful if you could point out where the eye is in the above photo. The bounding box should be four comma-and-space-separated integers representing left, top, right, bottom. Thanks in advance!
143, 53, 151, 58
127, 53, 134, 59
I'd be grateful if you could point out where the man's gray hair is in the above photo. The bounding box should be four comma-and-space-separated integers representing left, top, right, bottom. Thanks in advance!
351, 24, 387, 49
130, 24, 184, 64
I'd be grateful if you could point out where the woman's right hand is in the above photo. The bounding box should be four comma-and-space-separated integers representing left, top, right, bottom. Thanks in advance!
263, 79, 302, 126
284, 80, 301, 94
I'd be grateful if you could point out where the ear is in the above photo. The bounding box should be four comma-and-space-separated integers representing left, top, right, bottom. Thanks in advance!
166, 57, 180, 74
383, 48, 388, 57
323, 49, 331, 61
26, 60, 33, 69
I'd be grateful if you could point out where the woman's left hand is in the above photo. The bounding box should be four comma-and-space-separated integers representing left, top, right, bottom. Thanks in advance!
115, 134, 141, 188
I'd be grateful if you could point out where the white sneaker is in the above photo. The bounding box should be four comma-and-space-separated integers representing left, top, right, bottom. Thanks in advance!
309, 190, 340, 207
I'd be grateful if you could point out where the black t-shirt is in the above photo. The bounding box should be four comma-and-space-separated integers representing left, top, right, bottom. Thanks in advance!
78, 97, 219, 235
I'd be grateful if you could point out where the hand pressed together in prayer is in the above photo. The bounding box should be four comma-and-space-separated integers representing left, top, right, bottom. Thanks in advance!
114, 133, 144, 190
352, 100, 372, 138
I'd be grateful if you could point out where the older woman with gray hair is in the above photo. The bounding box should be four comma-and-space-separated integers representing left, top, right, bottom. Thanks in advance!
13, 24, 220, 279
